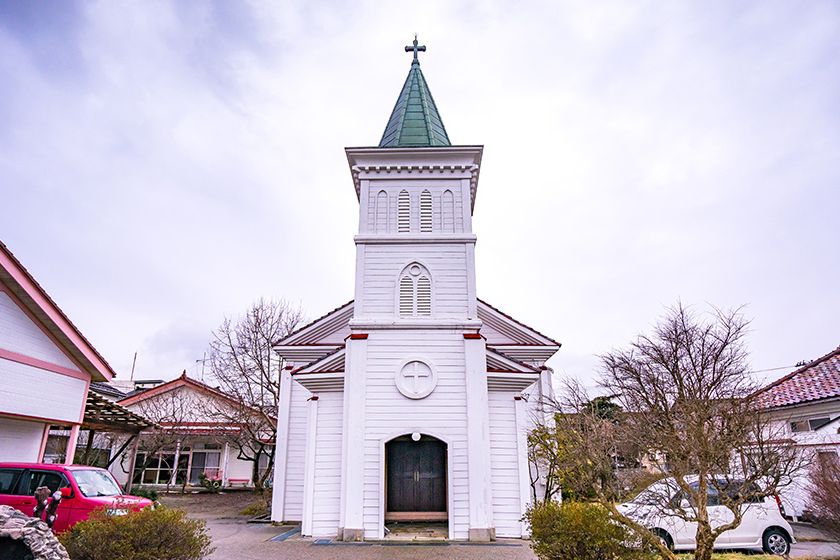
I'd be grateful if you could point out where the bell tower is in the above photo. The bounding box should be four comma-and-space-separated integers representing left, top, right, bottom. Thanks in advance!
338, 38, 495, 542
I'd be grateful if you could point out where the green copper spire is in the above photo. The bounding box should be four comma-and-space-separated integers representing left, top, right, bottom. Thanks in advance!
379, 36, 451, 148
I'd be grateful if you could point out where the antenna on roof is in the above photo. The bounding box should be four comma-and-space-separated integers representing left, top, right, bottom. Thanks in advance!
130, 351, 138, 381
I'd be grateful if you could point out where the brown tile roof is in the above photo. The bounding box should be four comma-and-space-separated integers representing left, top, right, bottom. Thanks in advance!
754, 345, 840, 409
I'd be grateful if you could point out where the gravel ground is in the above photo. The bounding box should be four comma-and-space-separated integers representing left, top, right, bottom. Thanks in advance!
158, 490, 259, 519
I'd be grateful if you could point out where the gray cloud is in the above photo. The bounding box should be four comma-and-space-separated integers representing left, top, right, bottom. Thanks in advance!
1, 0, 838, 387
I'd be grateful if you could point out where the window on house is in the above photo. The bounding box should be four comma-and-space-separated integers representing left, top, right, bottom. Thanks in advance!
790, 417, 832, 432
398, 190, 410, 233
420, 190, 432, 232
398, 263, 432, 317
809, 417, 832, 431
189, 448, 221, 485
442, 189, 455, 233
133, 450, 176, 485
375, 190, 388, 233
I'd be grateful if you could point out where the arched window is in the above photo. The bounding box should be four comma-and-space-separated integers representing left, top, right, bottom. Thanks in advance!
398, 190, 410, 233
420, 190, 432, 232
375, 190, 388, 233
398, 263, 432, 317
442, 189, 454, 233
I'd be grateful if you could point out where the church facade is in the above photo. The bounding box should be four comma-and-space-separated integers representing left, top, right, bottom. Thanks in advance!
270, 40, 560, 541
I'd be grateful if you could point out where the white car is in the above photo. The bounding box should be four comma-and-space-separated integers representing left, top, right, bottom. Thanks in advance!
617, 477, 795, 555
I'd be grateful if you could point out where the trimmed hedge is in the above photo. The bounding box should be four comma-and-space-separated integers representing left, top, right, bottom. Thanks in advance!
59, 506, 213, 560
526, 501, 651, 560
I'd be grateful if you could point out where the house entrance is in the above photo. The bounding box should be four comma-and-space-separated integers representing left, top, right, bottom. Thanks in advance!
385, 435, 447, 522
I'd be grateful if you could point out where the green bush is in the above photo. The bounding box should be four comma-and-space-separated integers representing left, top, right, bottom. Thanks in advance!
59, 505, 214, 560
130, 487, 159, 502
526, 501, 651, 560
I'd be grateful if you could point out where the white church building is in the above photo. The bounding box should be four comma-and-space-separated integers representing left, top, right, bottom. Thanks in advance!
270, 39, 560, 541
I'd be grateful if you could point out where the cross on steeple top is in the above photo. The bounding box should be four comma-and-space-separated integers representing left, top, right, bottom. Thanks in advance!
405, 34, 426, 66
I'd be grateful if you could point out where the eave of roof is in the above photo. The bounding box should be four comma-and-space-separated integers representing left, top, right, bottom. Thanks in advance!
0, 241, 116, 381
478, 298, 562, 347
274, 300, 354, 346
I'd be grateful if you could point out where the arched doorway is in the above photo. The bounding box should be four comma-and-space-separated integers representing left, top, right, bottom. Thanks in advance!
385, 434, 447, 522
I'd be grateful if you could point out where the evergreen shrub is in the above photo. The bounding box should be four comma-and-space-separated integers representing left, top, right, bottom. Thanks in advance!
59, 505, 213, 560
525, 501, 652, 560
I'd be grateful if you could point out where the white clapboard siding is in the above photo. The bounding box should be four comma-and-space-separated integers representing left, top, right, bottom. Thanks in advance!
0, 417, 44, 462
310, 391, 344, 536
0, 291, 78, 370
0, 358, 87, 424
362, 244, 469, 317
489, 391, 522, 537
283, 380, 311, 521
361, 330, 470, 539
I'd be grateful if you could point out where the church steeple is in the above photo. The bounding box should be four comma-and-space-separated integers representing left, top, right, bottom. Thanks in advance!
379, 36, 451, 148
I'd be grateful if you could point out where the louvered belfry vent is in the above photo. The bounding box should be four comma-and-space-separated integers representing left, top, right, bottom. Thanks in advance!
398, 190, 411, 233
398, 263, 432, 317
416, 276, 431, 316
420, 190, 433, 233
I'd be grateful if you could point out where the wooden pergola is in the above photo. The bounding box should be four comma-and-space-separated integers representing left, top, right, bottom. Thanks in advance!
53, 391, 156, 489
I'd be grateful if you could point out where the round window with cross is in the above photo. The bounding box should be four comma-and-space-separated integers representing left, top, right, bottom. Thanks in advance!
395, 359, 437, 399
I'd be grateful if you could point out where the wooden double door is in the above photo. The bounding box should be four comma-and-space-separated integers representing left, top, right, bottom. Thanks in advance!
385, 436, 447, 521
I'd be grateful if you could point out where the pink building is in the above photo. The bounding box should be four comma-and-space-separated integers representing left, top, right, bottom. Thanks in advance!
0, 241, 116, 463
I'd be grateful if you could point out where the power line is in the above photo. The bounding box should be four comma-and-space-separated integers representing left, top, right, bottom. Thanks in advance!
748, 365, 797, 374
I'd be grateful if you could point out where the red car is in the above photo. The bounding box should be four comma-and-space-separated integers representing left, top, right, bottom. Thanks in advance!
0, 463, 153, 532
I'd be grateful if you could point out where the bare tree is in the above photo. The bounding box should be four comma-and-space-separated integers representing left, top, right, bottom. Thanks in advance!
536, 303, 806, 560
205, 298, 303, 490
123, 388, 193, 492
808, 455, 840, 541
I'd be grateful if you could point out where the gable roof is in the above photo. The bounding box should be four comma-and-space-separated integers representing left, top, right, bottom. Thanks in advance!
275, 300, 353, 346
117, 371, 254, 413
90, 381, 128, 400
275, 298, 560, 369
0, 240, 116, 381
379, 57, 450, 148
754, 345, 840, 409
477, 298, 561, 347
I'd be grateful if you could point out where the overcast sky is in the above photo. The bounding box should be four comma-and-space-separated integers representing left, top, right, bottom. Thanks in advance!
1, 1, 838, 388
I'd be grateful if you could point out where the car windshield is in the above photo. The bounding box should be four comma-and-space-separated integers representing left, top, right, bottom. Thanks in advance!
72, 469, 123, 497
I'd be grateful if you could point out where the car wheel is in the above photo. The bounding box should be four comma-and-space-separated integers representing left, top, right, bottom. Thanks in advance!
762, 528, 791, 556
652, 529, 674, 551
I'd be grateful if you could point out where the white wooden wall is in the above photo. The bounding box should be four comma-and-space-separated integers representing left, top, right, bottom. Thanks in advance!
310, 391, 344, 536
361, 243, 469, 318
0, 359, 86, 424
0, 290, 88, 427
282, 380, 310, 521
0, 417, 43, 462
489, 391, 523, 537
361, 330, 470, 539
0, 291, 78, 369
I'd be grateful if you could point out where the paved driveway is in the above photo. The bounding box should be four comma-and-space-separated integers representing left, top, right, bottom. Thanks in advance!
160, 493, 840, 560
205, 518, 538, 560
204, 517, 840, 560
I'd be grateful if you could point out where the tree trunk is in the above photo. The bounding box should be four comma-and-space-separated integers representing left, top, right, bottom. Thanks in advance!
694, 520, 717, 560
